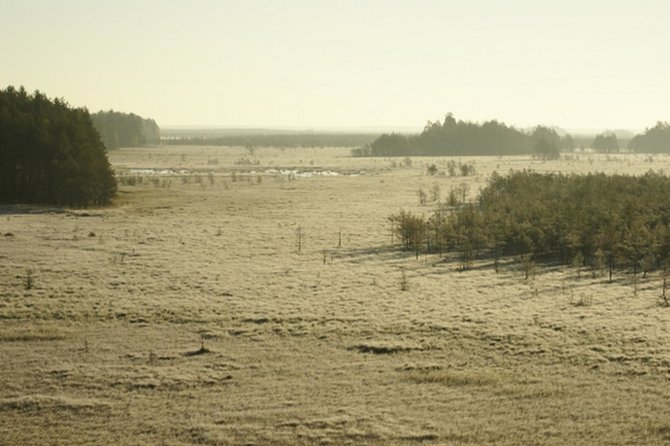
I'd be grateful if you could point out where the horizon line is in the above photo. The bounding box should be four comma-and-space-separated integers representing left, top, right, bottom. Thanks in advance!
160, 124, 644, 135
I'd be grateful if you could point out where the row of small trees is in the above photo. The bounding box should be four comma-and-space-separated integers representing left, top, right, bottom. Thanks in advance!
0, 86, 116, 206
391, 171, 670, 279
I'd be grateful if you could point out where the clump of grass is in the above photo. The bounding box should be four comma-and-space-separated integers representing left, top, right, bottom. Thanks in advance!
0, 328, 70, 342
111, 252, 126, 265
350, 344, 411, 355
406, 369, 500, 386
496, 382, 568, 399
0, 395, 110, 412
570, 294, 593, 307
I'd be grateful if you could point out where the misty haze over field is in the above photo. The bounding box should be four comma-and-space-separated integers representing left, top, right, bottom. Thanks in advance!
3, 1, 670, 132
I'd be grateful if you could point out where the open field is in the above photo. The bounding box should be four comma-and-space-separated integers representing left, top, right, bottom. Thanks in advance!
3, 147, 670, 445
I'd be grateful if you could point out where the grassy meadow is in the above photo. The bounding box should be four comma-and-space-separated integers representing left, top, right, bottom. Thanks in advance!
2, 146, 670, 445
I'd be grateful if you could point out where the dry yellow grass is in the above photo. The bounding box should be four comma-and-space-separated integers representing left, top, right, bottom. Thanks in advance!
2, 147, 670, 445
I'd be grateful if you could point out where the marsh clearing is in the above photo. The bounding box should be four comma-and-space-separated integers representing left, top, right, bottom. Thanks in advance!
2, 147, 670, 445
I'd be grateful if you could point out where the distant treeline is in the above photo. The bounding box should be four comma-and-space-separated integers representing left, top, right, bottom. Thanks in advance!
91, 110, 160, 150
356, 114, 670, 157
0, 86, 116, 206
629, 122, 670, 153
162, 133, 379, 148
353, 114, 573, 158
393, 171, 670, 279
570, 134, 631, 152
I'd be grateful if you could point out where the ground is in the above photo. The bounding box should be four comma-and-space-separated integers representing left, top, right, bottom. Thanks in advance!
1, 147, 670, 445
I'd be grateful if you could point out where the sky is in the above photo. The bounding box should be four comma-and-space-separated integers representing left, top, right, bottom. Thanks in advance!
2, 0, 669, 131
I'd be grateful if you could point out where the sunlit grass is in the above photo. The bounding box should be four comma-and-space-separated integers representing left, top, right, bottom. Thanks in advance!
2, 148, 670, 444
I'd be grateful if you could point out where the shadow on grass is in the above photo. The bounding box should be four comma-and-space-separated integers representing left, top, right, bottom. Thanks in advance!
338, 245, 426, 263
0, 204, 68, 215
184, 346, 211, 357
0, 204, 103, 217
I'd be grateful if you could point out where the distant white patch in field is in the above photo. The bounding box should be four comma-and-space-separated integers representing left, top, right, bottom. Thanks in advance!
264, 168, 367, 177
127, 168, 191, 175
264, 168, 340, 177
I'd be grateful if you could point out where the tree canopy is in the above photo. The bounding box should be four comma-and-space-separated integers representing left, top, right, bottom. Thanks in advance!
90, 110, 160, 150
356, 114, 571, 157
629, 122, 670, 153
391, 170, 670, 279
0, 86, 116, 207
531, 126, 561, 160
592, 132, 620, 153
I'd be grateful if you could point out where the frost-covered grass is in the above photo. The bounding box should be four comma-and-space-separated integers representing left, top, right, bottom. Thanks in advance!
1, 147, 670, 444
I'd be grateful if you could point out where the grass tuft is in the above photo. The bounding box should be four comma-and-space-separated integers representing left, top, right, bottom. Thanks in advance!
350, 344, 412, 355
405, 369, 500, 386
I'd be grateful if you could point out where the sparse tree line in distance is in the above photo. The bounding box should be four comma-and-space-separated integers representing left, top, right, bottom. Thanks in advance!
355, 114, 670, 157
161, 120, 670, 155
136, 112, 670, 155
391, 171, 670, 280
161, 133, 378, 149
0, 86, 116, 207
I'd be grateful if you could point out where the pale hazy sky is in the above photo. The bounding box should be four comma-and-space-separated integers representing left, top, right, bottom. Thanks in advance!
2, 0, 669, 131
